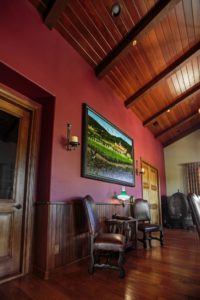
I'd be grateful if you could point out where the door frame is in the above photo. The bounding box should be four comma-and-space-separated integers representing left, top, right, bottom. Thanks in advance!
140, 158, 162, 224
0, 86, 41, 283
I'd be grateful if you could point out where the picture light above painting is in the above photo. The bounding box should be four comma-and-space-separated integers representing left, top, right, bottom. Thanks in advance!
81, 104, 135, 187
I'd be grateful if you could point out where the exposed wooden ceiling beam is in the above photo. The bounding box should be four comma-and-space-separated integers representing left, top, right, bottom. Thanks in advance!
45, 0, 68, 30
143, 82, 200, 126
95, 0, 180, 79
156, 112, 200, 138
125, 41, 200, 108
163, 124, 200, 147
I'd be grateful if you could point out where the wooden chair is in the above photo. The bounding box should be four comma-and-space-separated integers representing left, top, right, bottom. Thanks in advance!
187, 193, 200, 239
83, 195, 126, 278
133, 198, 164, 248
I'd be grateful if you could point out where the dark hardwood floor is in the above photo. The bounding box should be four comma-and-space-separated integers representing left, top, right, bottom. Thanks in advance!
0, 229, 199, 300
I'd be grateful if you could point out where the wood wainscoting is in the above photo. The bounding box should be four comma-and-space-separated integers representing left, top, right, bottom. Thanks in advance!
34, 200, 131, 279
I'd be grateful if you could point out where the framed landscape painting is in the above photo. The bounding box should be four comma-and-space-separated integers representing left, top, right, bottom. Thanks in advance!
81, 104, 135, 186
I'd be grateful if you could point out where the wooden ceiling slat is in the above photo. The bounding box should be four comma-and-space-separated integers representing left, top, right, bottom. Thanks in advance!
186, 61, 195, 87
175, 0, 189, 50
154, 22, 171, 64
114, 66, 134, 96
115, 62, 137, 94
167, 75, 179, 98
116, 60, 139, 93
64, 4, 106, 59
120, 0, 139, 26
132, 79, 180, 122
146, 29, 167, 74
105, 76, 126, 99
176, 69, 187, 93
183, 0, 196, 46
30, 0, 200, 146
153, 93, 200, 132
59, 13, 102, 64
135, 37, 157, 78
103, 0, 129, 37
108, 71, 130, 97
166, 8, 183, 57
160, 13, 178, 60
156, 111, 199, 138
56, 20, 96, 66
192, 56, 200, 83
44, 0, 68, 29
129, 44, 154, 83
137, 0, 148, 15
79, 1, 118, 51
171, 73, 182, 97
118, 1, 135, 29
68, 1, 112, 55
192, 0, 200, 39
143, 82, 200, 126
113, 47, 152, 94
95, 0, 180, 78
163, 123, 200, 147
145, 0, 158, 11
187, 93, 200, 112
125, 41, 200, 108
110, 0, 137, 34
198, 56, 200, 78
93, 1, 123, 43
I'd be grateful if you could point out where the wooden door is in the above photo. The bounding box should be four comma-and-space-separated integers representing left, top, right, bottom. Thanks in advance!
0, 98, 30, 279
141, 160, 160, 224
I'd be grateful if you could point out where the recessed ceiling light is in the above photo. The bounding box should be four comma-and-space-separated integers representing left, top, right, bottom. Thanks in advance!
111, 3, 121, 17
132, 40, 137, 46
198, 108, 200, 114
167, 109, 170, 113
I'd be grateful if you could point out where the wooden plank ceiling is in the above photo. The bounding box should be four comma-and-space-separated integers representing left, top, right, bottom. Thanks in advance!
30, 0, 200, 147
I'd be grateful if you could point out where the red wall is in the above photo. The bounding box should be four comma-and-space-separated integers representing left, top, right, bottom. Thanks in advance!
0, 0, 166, 202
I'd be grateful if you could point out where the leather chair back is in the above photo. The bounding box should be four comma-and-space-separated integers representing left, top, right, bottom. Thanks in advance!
83, 195, 101, 236
187, 193, 200, 238
133, 199, 151, 222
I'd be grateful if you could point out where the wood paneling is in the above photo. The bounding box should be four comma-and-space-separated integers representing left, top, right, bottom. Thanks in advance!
34, 200, 131, 279
29, 0, 200, 145
95, 0, 178, 78
143, 81, 200, 126
0, 213, 13, 258
125, 42, 200, 108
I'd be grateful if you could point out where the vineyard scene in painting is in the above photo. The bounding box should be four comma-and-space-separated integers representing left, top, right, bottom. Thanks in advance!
84, 108, 134, 186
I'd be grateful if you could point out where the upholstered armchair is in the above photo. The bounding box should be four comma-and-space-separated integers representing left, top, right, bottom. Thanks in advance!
83, 195, 126, 278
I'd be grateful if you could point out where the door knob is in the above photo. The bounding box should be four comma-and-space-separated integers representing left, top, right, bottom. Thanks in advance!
13, 203, 22, 209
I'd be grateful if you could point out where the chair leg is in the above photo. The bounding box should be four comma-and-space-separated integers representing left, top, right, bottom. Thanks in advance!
88, 239, 95, 274
118, 251, 125, 278
88, 254, 94, 274
143, 232, 147, 249
160, 230, 164, 246
149, 232, 152, 248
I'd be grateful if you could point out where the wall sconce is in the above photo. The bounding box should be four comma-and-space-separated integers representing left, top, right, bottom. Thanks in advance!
135, 160, 145, 176
66, 123, 80, 151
